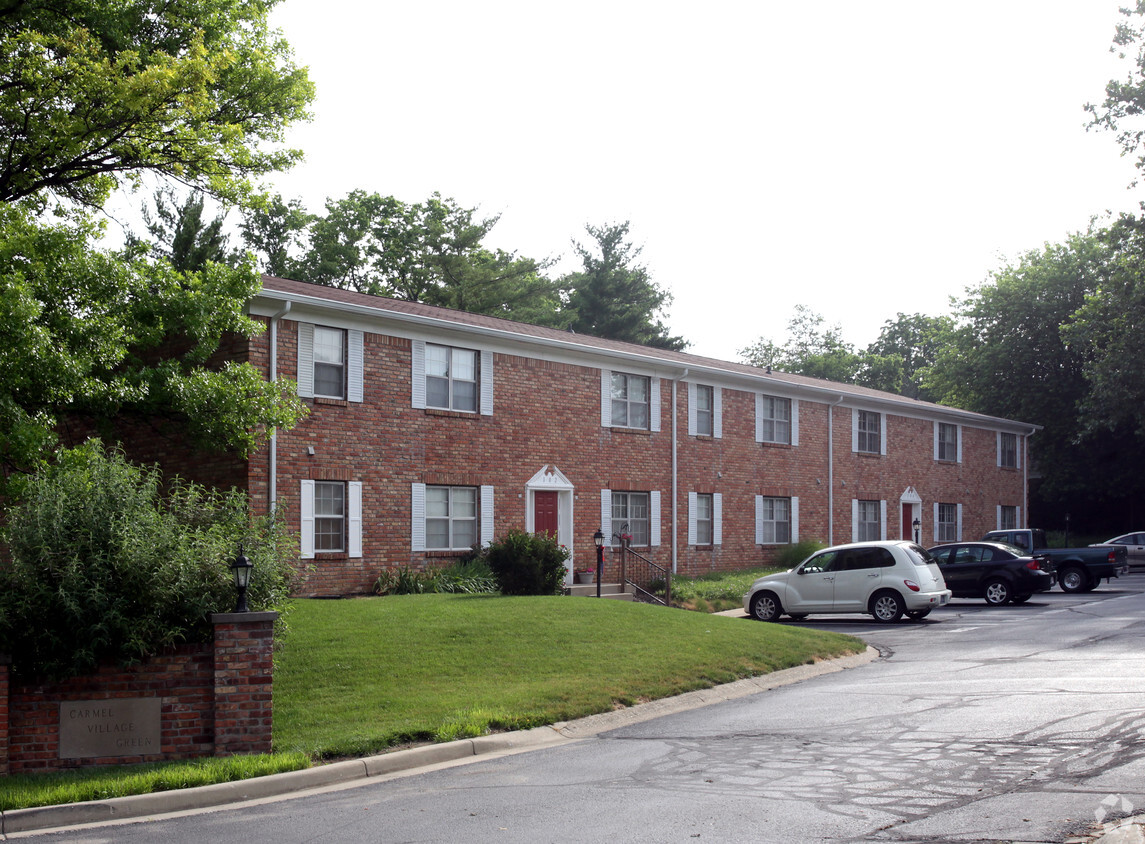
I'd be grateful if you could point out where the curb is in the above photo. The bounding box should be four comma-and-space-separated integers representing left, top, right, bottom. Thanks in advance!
0, 646, 878, 836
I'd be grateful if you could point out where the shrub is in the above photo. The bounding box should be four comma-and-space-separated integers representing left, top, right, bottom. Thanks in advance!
373, 558, 499, 596
482, 530, 568, 596
373, 565, 427, 596
0, 441, 305, 679
774, 539, 825, 569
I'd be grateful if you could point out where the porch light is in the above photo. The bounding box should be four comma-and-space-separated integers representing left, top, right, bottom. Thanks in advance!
593, 528, 604, 599
912, 517, 921, 543
231, 544, 253, 613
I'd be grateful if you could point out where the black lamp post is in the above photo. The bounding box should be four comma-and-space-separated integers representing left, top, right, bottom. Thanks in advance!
231, 544, 253, 613
912, 517, 920, 544
593, 528, 604, 599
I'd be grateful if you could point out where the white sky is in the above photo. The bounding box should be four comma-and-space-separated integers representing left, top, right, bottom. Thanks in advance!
263, 0, 1143, 362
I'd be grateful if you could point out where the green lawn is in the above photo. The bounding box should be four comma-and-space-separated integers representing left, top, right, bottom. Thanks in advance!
1, 593, 864, 811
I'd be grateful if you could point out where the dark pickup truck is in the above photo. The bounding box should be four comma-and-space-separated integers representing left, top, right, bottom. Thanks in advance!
981, 528, 1130, 593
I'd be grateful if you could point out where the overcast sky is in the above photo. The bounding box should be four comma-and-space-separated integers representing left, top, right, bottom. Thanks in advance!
263, 0, 1143, 363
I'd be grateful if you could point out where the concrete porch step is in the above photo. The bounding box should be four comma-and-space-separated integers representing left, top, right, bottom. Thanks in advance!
567, 582, 633, 600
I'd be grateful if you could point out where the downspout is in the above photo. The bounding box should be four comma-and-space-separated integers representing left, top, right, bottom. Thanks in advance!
268, 301, 292, 514
1023, 426, 1036, 528
828, 395, 846, 546
671, 369, 689, 574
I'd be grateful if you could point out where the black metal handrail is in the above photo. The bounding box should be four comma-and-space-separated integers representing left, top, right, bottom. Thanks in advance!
616, 534, 671, 607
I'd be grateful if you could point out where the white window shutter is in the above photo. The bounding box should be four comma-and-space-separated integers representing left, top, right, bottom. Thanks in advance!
650, 377, 661, 432
790, 399, 799, 446
851, 409, 860, 452
754, 394, 764, 443
713, 492, 723, 545
790, 496, 799, 543
411, 483, 426, 551
412, 340, 426, 409
480, 350, 494, 416
880, 413, 887, 455
957, 426, 963, 464
933, 502, 940, 543
297, 323, 315, 399
348, 481, 362, 558
687, 491, 697, 545
880, 500, 888, 540
600, 489, 612, 546
1016, 505, 1022, 528
996, 432, 1003, 467
300, 479, 315, 559
957, 503, 963, 540
481, 485, 494, 547
650, 490, 661, 546
933, 422, 941, 462
713, 387, 723, 439
1016, 436, 1022, 469
755, 495, 764, 545
996, 504, 1003, 530
851, 499, 860, 543
687, 383, 698, 437
347, 330, 364, 403
600, 370, 612, 428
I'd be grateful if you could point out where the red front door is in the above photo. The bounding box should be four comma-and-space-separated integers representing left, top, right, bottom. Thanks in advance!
902, 503, 912, 540
535, 491, 559, 538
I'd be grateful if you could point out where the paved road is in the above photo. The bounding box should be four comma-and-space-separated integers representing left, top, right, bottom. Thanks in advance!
19, 577, 1145, 843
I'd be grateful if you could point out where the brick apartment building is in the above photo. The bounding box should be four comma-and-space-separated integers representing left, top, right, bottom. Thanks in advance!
161, 276, 1034, 597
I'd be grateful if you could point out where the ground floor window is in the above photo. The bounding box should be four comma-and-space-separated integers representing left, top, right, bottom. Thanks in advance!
937, 503, 958, 542
1000, 505, 1018, 530
314, 481, 346, 552
611, 491, 650, 545
426, 485, 478, 550
759, 497, 791, 544
856, 499, 881, 542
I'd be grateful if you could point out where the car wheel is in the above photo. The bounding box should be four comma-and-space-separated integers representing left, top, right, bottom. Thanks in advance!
1011, 593, 1032, 604
984, 578, 1011, 606
749, 591, 782, 622
870, 591, 904, 623
787, 613, 809, 621
1059, 567, 1088, 593
905, 608, 931, 620
1081, 581, 1099, 593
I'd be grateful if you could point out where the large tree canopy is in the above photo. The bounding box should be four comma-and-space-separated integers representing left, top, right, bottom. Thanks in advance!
561, 222, 685, 350
0, 0, 313, 208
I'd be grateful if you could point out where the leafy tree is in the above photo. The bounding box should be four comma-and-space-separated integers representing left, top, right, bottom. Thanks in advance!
865, 313, 954, 401
561, 222, 686, 350
0, 0, 314, 208
130, 188, 235, 272
739, 305, 862, 383
1086, 1, 1145, 186
239, 193, 313, 278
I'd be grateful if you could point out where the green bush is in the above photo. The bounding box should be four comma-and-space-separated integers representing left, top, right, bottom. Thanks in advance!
0, 441, 305, 679
373, 558, 499, 596
482, 529, 568, 596
774, 539, 825, 569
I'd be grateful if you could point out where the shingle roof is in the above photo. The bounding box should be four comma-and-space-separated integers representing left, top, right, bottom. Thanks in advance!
258, 275, 1037, 431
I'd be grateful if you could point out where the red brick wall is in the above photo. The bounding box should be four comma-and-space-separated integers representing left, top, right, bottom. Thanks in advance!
0, 614, 275, 774
249, 319, 1028, 595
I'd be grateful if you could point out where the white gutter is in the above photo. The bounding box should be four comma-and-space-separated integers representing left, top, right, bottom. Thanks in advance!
671, 369, 689, 574
1023, 425, 1037, 528
828, 394, 846, 546
267, 301, 291, 513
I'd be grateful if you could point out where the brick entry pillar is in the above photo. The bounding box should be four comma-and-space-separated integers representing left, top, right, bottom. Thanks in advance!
0, 653, 9, 776
211, 611, 278, 757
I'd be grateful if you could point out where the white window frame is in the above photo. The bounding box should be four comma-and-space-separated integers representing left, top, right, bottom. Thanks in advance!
934, 422, 962, 463
300, 479, 362, 559
600, 369, 661, 432
851, 499, 887, 542
853, 410, 885, 455
411, 340, 493, 415
688, 491, 723, 546
411, 483, 495, 551
601, 488, 661, 547
756, 395, 797, 445
297, 323, 364, 402
997, 432, 1019, 469
754, 496, 797, 544
998, 504, 1020, 531
689, 384, 721, 438
934, 502, 962, 542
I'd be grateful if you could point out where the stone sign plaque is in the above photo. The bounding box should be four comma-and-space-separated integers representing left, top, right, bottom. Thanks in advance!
58, 698, 162, 759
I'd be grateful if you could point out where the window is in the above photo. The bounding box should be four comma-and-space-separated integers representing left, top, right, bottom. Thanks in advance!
611, 373, 650, 429
694, 493, 713, 545
759, 396, 792, 444
758, 497, 791, 544
1000, 505, 1017, 530
857, 411, 881, 454
425, 486, 479, 550
300, 479, 362, 559
314, 481, 345, 551
937, 503, 958, 542
856, 500, 881, 541
695, 385, 713, 437
297, 324, 363, 402
999, 432, 1017, 468
937, 423, 958, 462
426, 344, 479, 412
611, 491, 650, 545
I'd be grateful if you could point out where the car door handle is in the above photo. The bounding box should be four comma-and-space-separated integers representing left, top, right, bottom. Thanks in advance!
868, 572, 879, 577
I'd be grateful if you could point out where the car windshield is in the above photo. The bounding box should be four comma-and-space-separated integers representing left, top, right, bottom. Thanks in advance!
905, 544, 938, 567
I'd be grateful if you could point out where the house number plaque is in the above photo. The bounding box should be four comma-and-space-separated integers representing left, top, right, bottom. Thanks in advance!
58, 698, 162, 758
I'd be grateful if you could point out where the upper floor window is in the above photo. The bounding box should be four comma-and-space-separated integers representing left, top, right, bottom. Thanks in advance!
760, 396, 792, 444
695, 385, 713, 437
298, 323, 363, 402
426, 485, 478, 550
611, 372, 650, 429
611, 490, 651, 545
856, 410, 882, 454
937, 423, 959, 462
426, 344, 479, 412
999, 432, 1018, 468
313, 327, 346, 399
